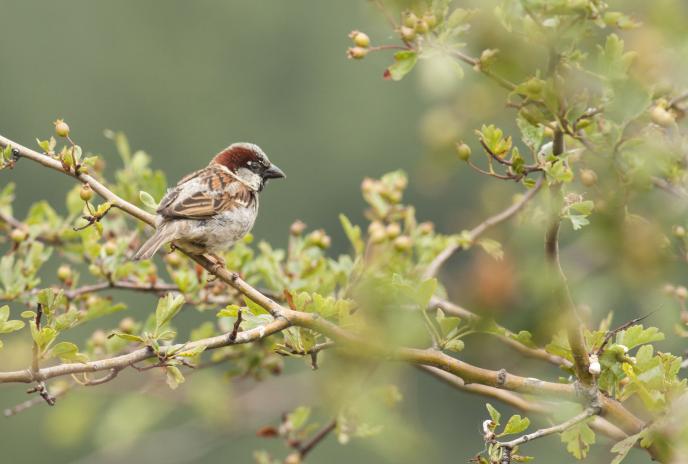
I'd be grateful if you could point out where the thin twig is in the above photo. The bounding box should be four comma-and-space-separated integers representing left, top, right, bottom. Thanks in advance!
424, 175, 544, 279
298, 419, 337, 458
499, 406, 600, 449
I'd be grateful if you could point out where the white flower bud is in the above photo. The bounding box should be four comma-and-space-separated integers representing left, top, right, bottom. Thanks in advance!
588, 354, 601, 375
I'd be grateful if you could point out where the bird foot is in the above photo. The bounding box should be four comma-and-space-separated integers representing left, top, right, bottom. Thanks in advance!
206, 253, 226, 282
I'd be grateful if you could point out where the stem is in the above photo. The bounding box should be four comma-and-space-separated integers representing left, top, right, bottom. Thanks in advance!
499, 406, 599, 450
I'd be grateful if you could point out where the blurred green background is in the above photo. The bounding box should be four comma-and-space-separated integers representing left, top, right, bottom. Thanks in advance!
1, 1, 686, 462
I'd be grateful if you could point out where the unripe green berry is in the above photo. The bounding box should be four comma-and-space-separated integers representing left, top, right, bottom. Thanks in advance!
57, 265, 72, 282
455, 142, 472, 161
10, 228, 28, 243
579, 169, 597, 187
54, 119, 70, 137
399, 26, 416, 42
673, 225, 686, 238
80, 184, 93, 201
347, 47, 368, 60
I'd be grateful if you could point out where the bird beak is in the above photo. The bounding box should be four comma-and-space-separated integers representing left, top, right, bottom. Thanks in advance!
263, 163, 286, 180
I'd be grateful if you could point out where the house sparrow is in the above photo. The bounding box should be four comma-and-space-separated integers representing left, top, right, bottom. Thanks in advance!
133, 143, 285, 261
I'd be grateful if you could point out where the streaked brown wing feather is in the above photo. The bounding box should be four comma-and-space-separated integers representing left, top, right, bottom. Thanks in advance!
157, 165, 254, 220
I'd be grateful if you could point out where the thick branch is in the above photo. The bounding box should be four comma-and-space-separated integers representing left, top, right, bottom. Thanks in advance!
430, 297, 572, 369
0, 133, 655, 457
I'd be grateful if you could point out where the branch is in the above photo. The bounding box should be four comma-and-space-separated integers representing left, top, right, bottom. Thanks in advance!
499, 406, 599, 450
297, 419, 337, 459
424, 175, 543, 278
418, 366, 626, 442
430, 297, 572, 369
0, 133, 659, 459
545, 129, 592, 386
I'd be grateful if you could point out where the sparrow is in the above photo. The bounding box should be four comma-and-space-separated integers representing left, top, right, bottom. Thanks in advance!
133, 143, 285, 261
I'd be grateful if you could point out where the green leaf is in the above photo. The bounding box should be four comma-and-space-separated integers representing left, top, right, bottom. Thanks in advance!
217, 304, 241, 318
287, 406, 311, 430
339, 214, 364, 256
386, 51, 418, 81
569, 215, 590, 231
0, 305, 25, 334
486, 403, 501, 426
31, 325, 57, 352
510, 330, 536, 348
139, 190, 158, 211
548, 160, 574, 184
560, 420, 595, 459
617, 325, 665, 350
155, 293, 185, 332
478, 238, 503, 260
50, 341, 88, 363
444, 338, 465, 352
110, 331, 145, 343
498, 415, 530, 437
243, 296, 269, 316
610, 432, 642, 464
416, 278, 437, 308
176, 345, 206, 358
165, 365, 185, 389
569, 201, 594, 216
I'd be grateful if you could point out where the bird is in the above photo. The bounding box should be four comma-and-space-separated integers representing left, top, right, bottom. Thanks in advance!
132, 142, 285, 262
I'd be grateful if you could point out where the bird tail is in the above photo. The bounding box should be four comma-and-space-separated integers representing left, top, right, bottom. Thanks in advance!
133, 223, 176, 261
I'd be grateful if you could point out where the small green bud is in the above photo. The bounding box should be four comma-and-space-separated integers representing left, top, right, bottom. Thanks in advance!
104, 241, 117, 256
386, 223, 401, 239
57, 265, 72, 282
347, 47, 368, 60
651, 106, 675, 127
290, 220, 307, 236
349, 30, 370, 48
54, 119, 70, 138
118, 317, 136, 334
673, 225, 686, 238
402, 11, 418, 27
579, 169, 597, 187
455, 142, 472, 161
423, 13, 438, 29
10, 228, 28, 243
399, 26, 416, 42
415, 19, 429, 34
393, 235, 412, 251
91, 329, 108, 347
80, 184, 93, 201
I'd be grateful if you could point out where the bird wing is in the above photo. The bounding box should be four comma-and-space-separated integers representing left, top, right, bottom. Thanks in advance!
157, 165, 255, 220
